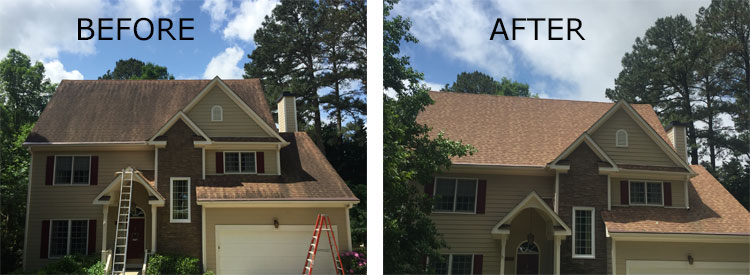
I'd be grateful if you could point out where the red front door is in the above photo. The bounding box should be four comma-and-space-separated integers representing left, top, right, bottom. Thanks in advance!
126, 218, 145, 259
516, 253, 539, 275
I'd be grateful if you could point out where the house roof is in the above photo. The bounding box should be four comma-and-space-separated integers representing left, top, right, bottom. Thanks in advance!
26, 79, 276, 143
195, 132, 358, 201
417, 91, 670, 167
602, 165, 750, 235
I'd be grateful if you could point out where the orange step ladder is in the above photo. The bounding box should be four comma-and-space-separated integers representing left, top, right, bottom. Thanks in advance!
302, 214, 346, 275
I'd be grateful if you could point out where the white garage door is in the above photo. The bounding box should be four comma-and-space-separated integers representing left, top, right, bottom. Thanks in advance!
216, 225, 339, 275
627, 260, 750, 274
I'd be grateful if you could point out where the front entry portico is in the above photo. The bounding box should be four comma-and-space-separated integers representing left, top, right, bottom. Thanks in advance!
492, 192, 571, 275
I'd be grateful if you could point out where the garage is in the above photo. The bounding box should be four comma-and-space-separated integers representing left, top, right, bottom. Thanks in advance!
626, 260, 750, 274
215, 225, 339, 275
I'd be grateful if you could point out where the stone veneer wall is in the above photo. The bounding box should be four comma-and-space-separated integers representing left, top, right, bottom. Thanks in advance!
557, 144, 609, 274
155, 120, 203, 260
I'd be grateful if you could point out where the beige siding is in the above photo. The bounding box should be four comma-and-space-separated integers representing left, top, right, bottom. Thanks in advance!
591, 109, 678, 167
615, 241, 750, 274
667, 126, 688, 162
187, 86, 271, 137
611, 178, 686, 208
277, 96, 297, 133
25, 150, 154, 271
203, 207, 350, 272
205, 150, 278, 175
429, 173, 555, 274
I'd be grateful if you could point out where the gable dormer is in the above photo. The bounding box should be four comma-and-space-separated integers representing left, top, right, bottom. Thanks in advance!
186, 84, 272, 138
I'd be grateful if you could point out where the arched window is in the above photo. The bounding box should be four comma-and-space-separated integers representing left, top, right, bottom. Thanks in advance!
616, 129, 628, 147
130, 206, 145, 218
518, 241, 539, 254
211, 105, 223, 122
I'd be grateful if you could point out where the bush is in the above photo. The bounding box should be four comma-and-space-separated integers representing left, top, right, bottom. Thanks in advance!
36, 254, 101, 274
340, 249, 366, 274
146, 253, 202, 275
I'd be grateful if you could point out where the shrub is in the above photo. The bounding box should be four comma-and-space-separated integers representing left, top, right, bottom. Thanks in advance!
36, 254, 101, 274
146, 253, 202, 275
340, 249, 366, 274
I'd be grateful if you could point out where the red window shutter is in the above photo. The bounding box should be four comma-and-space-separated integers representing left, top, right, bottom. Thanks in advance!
476, 180, 487, 214
663, 182, 672, 206
215, 152, 223, 173
424, 179, 435, 197
88, 220, 96, 254
473, 254, 483, 274
256, 152, 265, 173
620, 181, 629, 205
90, 156, 99, 185
40, 220, 50, 258
46, 156, 55, 185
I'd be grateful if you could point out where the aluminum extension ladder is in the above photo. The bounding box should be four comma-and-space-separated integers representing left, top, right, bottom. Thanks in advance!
111, 168, 134, 274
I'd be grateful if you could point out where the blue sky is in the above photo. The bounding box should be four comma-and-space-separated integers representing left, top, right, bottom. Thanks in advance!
392, 0, 711, 102
0, 0, 279, 82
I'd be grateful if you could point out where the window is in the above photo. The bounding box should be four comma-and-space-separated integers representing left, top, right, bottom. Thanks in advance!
616, 129, 628, 147
54, 156, 90, 185
434, 178, 477, 213
170, 177, 190, 223
49, 220, 88, 257
572, 207, 594, 258
430, 254, 473, 275
629, 181, 663, 205
224, 152, 256, 174
211, 105, 223, 121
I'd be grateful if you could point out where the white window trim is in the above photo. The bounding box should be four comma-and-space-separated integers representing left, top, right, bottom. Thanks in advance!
222, 151, 258, 174
211, 105, 223, 122
628, 180, 664, 206
48, 219, 89, 258
432, 177, 478, 214
615, 129, 628, 147
170, 177, 191, 223
428, 253, 475, 275
572, 206, 595, 259
52, 155, 92, 186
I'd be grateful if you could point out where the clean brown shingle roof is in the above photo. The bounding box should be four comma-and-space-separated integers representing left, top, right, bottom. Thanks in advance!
601, 165, 750, 235
196, 132, 358, 201
417, 92, 670, 167
26, 79, 276, 143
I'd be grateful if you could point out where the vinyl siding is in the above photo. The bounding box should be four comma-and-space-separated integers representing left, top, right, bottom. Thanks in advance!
205, 150, 279, 175
203, 207, 350, 272
667, 126, 688, 162
187, 86, 271, 137
428, 173, 555, 274
615, 241, 750, 275
277, 97, 297, 132
611, 178, 686, 208
591, 109, 678, 167
25, 150, 154, 271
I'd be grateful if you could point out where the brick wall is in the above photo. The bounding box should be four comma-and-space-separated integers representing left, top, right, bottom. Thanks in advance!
558, 143, 608, 274
155, 120, 203, 260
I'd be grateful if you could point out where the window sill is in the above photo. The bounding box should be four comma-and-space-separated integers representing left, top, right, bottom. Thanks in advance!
170, 219, 191, 223
432, 211, 477, 215
572, 255, 595, 259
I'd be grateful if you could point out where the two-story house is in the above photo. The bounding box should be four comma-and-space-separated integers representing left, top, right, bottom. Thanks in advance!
418, 92, 750, 275
22, 77, 358, 274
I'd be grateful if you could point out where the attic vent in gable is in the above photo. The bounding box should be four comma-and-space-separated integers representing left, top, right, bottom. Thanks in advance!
211, 105, 223, 122
616, 129, 628, 147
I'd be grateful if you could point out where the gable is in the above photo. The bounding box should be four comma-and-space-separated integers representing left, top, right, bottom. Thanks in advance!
186, 86, 272, 138
590, 109, 678, 167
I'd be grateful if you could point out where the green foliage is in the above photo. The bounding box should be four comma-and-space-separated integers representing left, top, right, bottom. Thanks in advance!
146, 253, 202, 275
0, 49, 56, 273
441, 71, 533, 97
35, 254, 101, 274
383, 2, 475, 272
340, 249, 366, 274
99, 58, 175, 80
711, 157, 750, 209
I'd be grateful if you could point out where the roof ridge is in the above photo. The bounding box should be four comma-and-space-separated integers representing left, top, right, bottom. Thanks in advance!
429, 90, 627, 105
61, 79, 258, 82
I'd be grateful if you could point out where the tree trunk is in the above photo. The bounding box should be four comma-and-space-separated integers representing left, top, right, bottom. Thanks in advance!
681, 85, 699, 165
708, 111, 716, 170
307, 54, 325, 156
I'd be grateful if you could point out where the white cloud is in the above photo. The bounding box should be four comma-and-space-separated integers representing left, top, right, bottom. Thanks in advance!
395, 0, 709, 101
203, 46, 245, 79
112, 0, 179, 19
223, 0, 279, 42
422, 81, 444, 91
43, 60, 84, 83
201, 0, 231, 31
0, 0, 101, 61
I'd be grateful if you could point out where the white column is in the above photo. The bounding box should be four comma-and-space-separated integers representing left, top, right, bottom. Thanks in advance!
151, 204, 157, 252
202, 206, 206, 272
500, 237, 507, 275
102, 205, 108, 252
611, 239, 617, 275
554, 236, 562, 275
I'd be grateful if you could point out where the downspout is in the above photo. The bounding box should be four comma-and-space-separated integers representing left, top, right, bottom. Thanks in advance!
345, 204, 353, 250
22, 152, 33, 272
